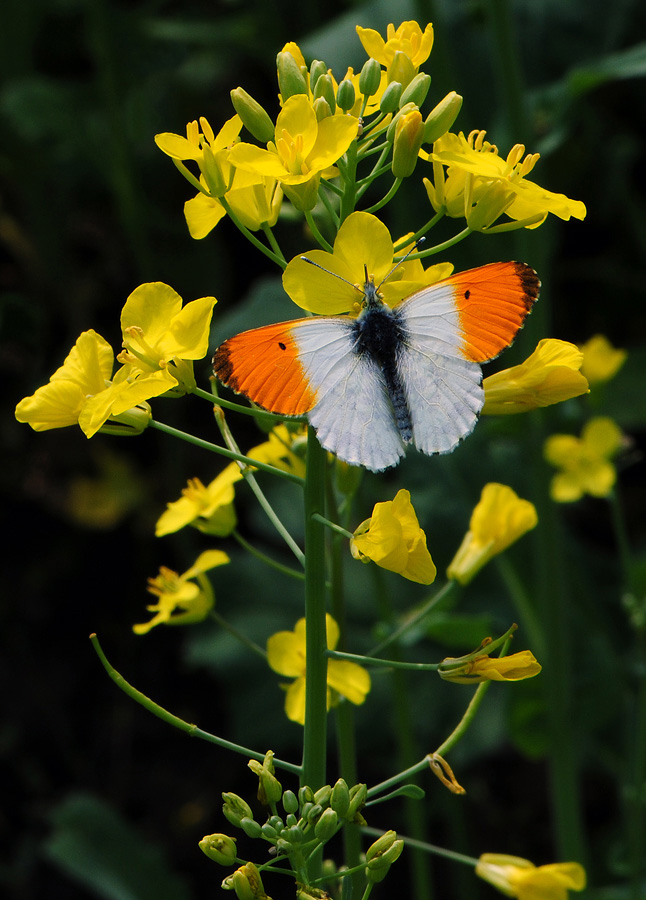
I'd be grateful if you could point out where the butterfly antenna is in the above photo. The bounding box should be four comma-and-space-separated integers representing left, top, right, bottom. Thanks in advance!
376, 237, 426, 291
300, 256, 364, 294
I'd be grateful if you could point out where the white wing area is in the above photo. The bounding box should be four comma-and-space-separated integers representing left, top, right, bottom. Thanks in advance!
397, 285, 484, 454
291, 319, 406, 472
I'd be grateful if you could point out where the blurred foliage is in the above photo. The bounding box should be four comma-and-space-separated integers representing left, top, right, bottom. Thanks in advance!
2, 0, 645, 898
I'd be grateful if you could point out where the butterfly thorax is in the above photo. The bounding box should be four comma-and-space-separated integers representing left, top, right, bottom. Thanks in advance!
352, 284, 413, 443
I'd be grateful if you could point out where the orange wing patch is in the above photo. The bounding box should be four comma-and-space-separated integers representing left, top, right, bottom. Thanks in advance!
450, 261, 540, 363
212, 320, 316, 416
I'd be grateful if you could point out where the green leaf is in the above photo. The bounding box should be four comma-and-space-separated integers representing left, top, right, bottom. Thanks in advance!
43, 793, 191, 900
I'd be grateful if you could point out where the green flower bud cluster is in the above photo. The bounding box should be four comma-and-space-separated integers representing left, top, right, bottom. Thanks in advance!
216, 775, 368, 880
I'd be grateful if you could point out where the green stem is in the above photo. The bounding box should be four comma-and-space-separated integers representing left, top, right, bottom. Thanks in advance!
220, 197, 285, 268
415, 227, 473, 258
304, 210, 334, 252
369, 581, 456, 656
361, 827, 477, 867
261, 222, 287, 265
392, 209, 445, 252
192, 385, 291, 422
327, 650, 439, 671
302, 427, 329, 792
208, 608, 268, 660
89, 634, 301, 775
339, 140, 358, 221
312, 512, 353, 540
362, 178, 403, 215
434, 682, 492, 757
149, 420, 304, 486
231, 530, 305, 581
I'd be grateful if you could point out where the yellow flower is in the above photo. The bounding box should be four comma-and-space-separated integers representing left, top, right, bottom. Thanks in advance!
266, 614, 371, 725
356, 21, 434, 75
351, 489, 437, 585
155, 465, 242, 538
228, 94, 358, 210
183, 173, 283, 239
117, 282, 217, 395
475, 854, 585, 899
447, 484, 538, 585
14, 330, 152, 438
155, 115, 243, 198
425, 130, 586, 230
439, 650, 542, 684
544, 417, 623, 502
579, 334, 627, 385
246, 423, 307, 479
482, 339, 589, 415
282, 210, 453, 315
133, 549, 229, 635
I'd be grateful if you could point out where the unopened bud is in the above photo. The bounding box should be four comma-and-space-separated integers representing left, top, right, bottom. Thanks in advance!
400, 73, 431, 108
100, 402, 152, 437
314, 807, 339, 842
379, 81, 403, 114
387, 51, 415, 89
330, 778, 350, 817
239, 817, 262, 839
424, 91, 463, 144
277, 51, 308, 100
392, 109, 425, 177
230, 862, 266, 900
282, 790, 299, 815
313, 784, 332, 806
222, 793, 253, 829
312, 97, 333, 121
386, 102, 417, 143
248, 752, 282, 805
359, 58, 382, 98
366, 830, 398, 861
336, 79, 356, 112
345, 783, 368, 822
309, 59, 327, 89
230, 88, 274, 143
199, 833, 237, 866
312, 74, 336, 113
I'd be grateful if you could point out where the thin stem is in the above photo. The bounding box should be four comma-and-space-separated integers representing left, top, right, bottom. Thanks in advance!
392, 209, 445, 252
327, 650, 439, 672
192, 385, 292, 422
89, 634, 301, 775
339, 140, 358, 221
367, 759, 432, 798
361, 827, 477, 868
362, 177, 403, 215
231, 530, 305, 582
434, 682, 492, 757
261, 222, 287, 265
149, 420, 304, 486
304, 210, 334, 252
208, 608, 268, 659
414, 227, 473, 258
369, 581, 456, 656
220, 197, 285, 268
312, 512, 353, 540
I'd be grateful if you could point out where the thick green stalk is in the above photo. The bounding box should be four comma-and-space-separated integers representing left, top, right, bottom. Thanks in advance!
302, 428, 329, 791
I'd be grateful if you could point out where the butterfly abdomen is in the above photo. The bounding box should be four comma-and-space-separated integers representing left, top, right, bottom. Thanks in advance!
352, 307, 413, 443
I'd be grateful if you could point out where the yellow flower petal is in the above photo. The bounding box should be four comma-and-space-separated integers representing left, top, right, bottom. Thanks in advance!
327, 659, 371, 705
579, 334, 627, 384
476, 853, 586, 899
544, 417, 623, 502
184, 192, 227, 239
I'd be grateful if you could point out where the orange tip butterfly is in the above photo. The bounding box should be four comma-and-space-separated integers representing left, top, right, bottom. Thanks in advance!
212, 261, 540, 472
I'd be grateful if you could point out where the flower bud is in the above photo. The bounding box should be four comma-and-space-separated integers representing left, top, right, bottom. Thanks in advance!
307, 803, 323, 823
312, 74, 336, 113
309, 59, 328, 89
299, 786, 315, 806
239, 817, 262, 839
285, 813, 298, 828
276, 837, 292, 854
229, 862, 267, 900
379, 81, 403, 114
282, 790, 299, 815
330, 778, 350, 818
222, 793, 253, 829
336, 79, 356, 112
277, 51, 308, 100
366, 830, 398, 861
313, 784, 332, 806
345, 783, 368, 822
400, 72, 431, 109
359, 58, 382, 98
286, 824, 305, 842
99, 402, 152, 437
313, 97, 333, 122
248, 752, 282, 805
314, 807, 339, 842
366, 839, 405, 882
386, 102, 417, 143
261, 822, 278, 839
387, 51, 415, 89
230, 88, 275, 144
424, 91, 463, 144
392, 109, 425, 178
199, 833, 237, 866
